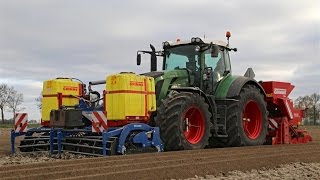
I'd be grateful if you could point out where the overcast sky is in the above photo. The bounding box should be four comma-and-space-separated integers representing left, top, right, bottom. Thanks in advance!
0, 0, 319, 120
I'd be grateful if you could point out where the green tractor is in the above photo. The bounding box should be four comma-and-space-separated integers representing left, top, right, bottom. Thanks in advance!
137, 32, 268, 151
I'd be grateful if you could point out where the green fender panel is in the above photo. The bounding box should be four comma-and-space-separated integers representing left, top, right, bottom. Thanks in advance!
215, 74, 266, 98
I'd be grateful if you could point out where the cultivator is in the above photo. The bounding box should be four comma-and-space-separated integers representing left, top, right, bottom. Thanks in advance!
12, 118, 163, 156
11, 32, 313, 157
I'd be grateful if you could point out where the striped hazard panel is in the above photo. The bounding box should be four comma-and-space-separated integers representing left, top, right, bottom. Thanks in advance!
91, 111, 108, 133
268, 118, 278, 130
14, 113, 28, 133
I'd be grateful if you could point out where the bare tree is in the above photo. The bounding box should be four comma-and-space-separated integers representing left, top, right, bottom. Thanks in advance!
295, 94, 320, 125
295, 95, 313, 109
310, 93, 320, 125
8, 90, 25, 122
35, 93, 42, 110
0, 84, 14, 124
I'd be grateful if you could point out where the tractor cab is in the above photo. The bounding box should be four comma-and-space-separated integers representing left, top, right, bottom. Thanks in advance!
137, 32, 237, 95
162, 38, 233, 94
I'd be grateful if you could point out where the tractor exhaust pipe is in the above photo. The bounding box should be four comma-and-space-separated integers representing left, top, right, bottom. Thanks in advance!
136, 44, 158, 72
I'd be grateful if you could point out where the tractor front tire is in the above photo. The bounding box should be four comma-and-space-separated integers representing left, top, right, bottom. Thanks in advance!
225, 85, 268, 146
156, 92, 212, 151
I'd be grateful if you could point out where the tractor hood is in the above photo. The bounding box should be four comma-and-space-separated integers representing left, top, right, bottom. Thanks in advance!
142, 70, 190, 103
141, 71, 164, 78
142, 69, 189, 82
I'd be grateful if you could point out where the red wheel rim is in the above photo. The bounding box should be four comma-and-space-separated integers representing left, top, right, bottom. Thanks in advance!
242, 100, 262, 140
183, 106, 205, 144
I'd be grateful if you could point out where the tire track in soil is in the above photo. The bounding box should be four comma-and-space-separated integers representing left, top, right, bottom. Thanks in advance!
0, 143, 317, 172
2, 146, 318, 178
1, 143, 320, 180
1, 142, 317, 171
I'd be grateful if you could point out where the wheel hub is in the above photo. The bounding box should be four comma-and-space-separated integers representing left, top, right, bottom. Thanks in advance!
242, 100, 262, 140
183, 106, 205, 144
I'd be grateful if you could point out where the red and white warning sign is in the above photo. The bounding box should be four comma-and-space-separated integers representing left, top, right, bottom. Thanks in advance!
14, 113, 28, 133
91, 111, 108, 133
268, 118, 278, 130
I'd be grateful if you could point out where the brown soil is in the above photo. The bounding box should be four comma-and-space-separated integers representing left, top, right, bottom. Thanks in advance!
0, 126, 319, 180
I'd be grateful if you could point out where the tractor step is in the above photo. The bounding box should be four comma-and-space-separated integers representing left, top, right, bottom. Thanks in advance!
214, 103, 228, 137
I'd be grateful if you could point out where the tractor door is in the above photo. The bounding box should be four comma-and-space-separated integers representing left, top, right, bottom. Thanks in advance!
202, 46, 229, 94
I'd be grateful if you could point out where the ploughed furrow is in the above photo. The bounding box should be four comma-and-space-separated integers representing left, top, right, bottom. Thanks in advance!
2, 146, 318, 178
0, 143, 317, 172
0, 142, 317, 172
1, 143, 320, 180
64, 150, 320, 180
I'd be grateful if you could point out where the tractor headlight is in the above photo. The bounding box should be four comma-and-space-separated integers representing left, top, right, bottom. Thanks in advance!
195, 45, 200, 52
191, 37, 202, 43
162, 41, 170, 47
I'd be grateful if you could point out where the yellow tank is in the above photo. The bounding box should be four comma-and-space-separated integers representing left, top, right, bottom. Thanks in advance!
106, 72, 156, 121
41, 78, 82, 124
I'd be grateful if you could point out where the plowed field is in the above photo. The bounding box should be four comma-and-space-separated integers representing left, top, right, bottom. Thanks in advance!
0, 126, 319, 180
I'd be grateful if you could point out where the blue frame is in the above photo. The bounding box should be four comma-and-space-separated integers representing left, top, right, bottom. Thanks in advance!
11, 123, 164, 157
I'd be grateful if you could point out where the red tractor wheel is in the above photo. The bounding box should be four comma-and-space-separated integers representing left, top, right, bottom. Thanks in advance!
242, 100, 263, 140
156, 92, 212, 151
212, 85, 268, 147
183, 106, 206, 144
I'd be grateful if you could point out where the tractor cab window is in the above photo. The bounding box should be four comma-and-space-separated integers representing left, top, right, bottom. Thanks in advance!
204, 48, 225, 82
164, 45, 200, 71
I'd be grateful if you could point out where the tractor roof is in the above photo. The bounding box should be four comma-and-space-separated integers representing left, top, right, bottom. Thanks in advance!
163, 38, 230, 49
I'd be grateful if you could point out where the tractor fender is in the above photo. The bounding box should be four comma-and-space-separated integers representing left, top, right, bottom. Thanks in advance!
170, 87, 217, 115
226, 76, 266, 98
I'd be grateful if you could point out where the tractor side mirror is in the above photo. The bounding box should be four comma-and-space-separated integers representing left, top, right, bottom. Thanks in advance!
150, 44, 157, 71
137, 54, 141, 65
211, 45, 219, 58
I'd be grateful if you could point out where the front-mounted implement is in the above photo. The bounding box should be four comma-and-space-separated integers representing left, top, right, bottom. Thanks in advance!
11, 120, 162, 156
11, 73, 163, 156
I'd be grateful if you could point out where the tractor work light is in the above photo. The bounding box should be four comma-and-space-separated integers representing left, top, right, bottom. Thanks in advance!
162, 41, 170, 47
195, 45, 200, 52
191, 37, 202, 43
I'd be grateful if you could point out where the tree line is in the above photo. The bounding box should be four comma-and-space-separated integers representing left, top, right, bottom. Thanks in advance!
295, 93, 320, 125
0, 83, 24, 124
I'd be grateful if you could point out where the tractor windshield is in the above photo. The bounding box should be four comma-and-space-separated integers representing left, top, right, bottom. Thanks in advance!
164, 44, 227, 89
164, 45, 225, 79
164, 45, 201, 71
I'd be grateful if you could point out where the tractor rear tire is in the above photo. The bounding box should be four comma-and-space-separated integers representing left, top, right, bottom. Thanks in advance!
156, 92, 212, 151
212, 85, 268, 147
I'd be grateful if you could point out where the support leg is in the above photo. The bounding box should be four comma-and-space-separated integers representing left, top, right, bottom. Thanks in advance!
57, 129, 62, 158
50, 128, 54, 155
10, 130, 15, 155
102, 130, 107, 156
